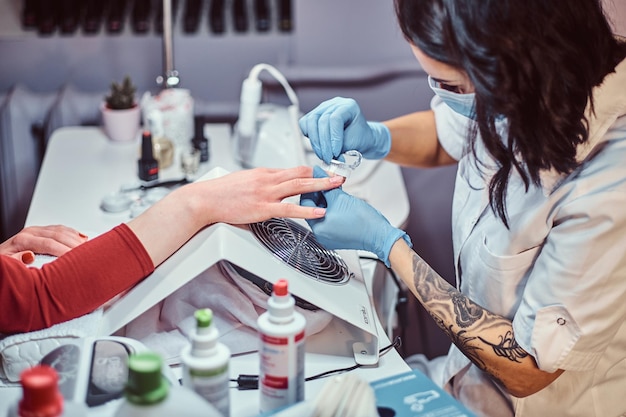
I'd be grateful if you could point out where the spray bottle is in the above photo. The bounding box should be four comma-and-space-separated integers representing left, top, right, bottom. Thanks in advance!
113, 351, 222, 417
6, 365, 87, 417
181, 308, 231, 417
257, 279, 306, 413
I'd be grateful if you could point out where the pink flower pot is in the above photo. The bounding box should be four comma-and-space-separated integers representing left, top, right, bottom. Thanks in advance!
101, 102, 141, 142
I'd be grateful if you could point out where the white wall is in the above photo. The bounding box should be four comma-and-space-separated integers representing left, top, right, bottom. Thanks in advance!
603, 0, 626, 36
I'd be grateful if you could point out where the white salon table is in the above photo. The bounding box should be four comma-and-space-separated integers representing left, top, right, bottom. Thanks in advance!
26, 125, 410, 237
2, 125, 413, 416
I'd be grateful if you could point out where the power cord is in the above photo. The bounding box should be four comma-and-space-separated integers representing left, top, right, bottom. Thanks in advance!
231, 336, 402, 390
235, 62, 307, 167
359, 255, 409, 357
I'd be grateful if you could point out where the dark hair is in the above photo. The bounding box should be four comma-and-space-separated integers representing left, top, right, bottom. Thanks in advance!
395, 0, 626, 226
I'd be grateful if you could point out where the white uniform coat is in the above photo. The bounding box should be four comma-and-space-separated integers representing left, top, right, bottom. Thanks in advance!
433, 58, 626, 417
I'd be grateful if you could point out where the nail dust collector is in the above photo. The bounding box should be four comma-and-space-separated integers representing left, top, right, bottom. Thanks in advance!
98, 168, 380, 366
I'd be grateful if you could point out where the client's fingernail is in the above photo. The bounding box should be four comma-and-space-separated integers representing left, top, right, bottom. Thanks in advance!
22, 251, 35, 264
329, 175, 344, 184
79, 232, 88, 239
313, 208, 326, 216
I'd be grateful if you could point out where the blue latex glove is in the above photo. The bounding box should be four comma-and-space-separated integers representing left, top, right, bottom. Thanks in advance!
300, 167, 411, 267
299, 97, 392, 164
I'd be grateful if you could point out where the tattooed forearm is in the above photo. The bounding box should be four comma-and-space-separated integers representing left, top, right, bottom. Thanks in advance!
401, 247, 557, 396
412, 253, 456, 300
411, 252, 440, 296
427, 309, 487, 369
411, 252, 527, 367
479, 331, 529, 363
451, 329, 487, 369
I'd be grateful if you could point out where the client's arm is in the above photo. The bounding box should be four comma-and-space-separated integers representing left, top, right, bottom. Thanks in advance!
0, 224, 151, 333
0, 166, 342, 334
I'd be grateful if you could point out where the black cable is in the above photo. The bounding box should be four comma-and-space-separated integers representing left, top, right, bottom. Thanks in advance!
359, 255, 409, 356
358, 255, 403, 292
231, 336, 402, 390
304, 364, 362, 382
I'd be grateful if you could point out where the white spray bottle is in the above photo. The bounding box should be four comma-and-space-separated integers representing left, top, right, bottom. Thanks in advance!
181, 308, 231, 417
257, 279, 306, 413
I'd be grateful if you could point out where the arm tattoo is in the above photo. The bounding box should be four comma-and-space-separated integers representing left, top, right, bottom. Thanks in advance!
479, 331, 529, 363
450, 290, 483, 328
427, 309, 487, 369
411, 253, 526, 373
411, 252, 482, 328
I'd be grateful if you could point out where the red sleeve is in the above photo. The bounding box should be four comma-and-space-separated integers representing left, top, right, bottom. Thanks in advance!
0, 224, 154, 334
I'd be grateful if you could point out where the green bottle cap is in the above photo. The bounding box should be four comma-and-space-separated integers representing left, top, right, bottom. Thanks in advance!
195, 308, 213, 329
124, 352, 168, 405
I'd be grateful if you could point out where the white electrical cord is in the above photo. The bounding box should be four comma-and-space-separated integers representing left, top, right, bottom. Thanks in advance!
236, 63, 307, 167
237, 63, 300, 137
249, 63, 300, 105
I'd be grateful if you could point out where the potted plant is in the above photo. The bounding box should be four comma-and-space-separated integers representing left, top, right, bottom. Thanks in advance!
101, 75, 141, 142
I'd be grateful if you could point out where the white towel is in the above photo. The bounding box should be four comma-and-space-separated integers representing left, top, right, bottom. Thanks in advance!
0, 308, 102, 385
120, 262, 333, 365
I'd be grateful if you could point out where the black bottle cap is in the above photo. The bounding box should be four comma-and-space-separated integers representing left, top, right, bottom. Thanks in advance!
192, 121, 209, 162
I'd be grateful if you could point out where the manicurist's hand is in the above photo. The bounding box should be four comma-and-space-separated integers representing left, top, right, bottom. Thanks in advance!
299, 97, 392, 163
300, 166, 410, 267
0, 225, 88, 264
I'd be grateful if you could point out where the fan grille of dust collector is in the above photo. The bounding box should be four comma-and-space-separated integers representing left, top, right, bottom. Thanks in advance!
249, 218, 353, 285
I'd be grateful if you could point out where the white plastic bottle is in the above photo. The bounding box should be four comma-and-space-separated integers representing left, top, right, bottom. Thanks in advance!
181, 308, 231, 417
114, 351, 223, 417
257, 279, 306, 413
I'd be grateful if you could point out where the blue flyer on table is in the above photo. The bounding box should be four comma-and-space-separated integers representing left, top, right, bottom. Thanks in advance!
372, 370, 476, 417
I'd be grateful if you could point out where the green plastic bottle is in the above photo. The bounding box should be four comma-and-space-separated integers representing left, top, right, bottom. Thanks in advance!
113, 351, 223, 417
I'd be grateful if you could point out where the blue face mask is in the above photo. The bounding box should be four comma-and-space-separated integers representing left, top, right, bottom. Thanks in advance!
428, 76, 476, 120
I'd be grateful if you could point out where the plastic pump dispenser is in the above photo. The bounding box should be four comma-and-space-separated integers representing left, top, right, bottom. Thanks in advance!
114, 352, 222, 417
257, 279, 306, 413
181, 309, 231, 417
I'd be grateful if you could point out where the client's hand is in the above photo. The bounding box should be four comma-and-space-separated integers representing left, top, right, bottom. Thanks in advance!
300, 167, 410, 267
0, 225, 88, 264
197, 165, 345, 225
128, 165, 346, 267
